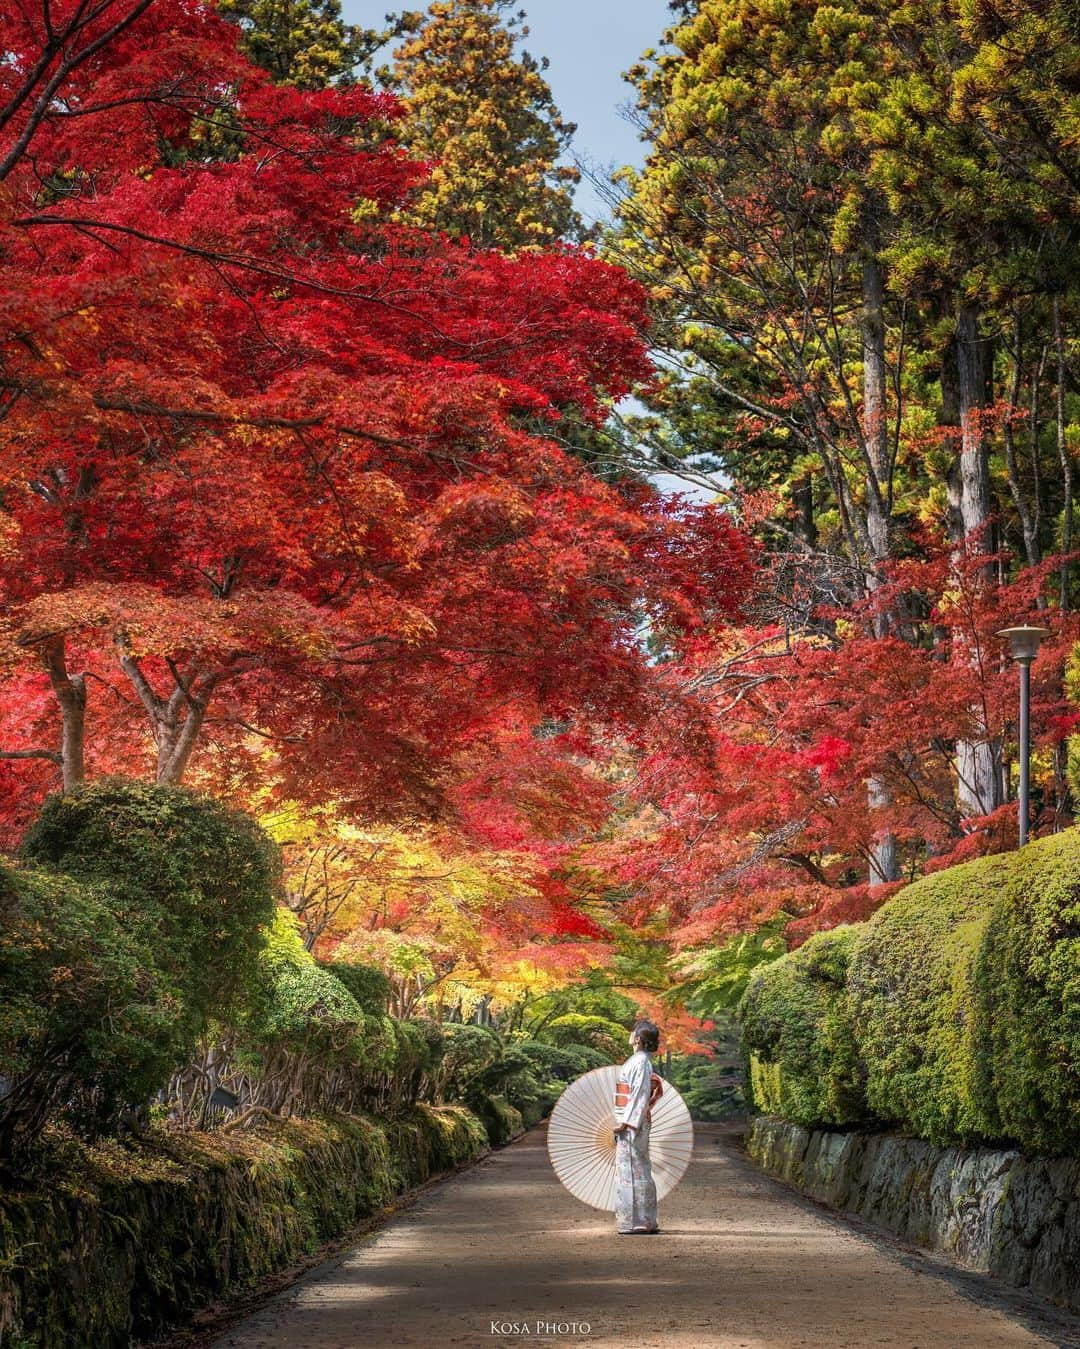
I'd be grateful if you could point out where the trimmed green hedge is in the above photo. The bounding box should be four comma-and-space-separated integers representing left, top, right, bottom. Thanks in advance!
976, 832, 1080, 1155
0, 1106, 488, 1349
20, 778, 281, 1039
738, 830, 1080, 1155
848, 852, 1010, 1146
224, 910, 399, 1116
2, 780, 280, 1153
0, 864, 173, 1152
740, 928, 867, 1129
319, 959, 392, 1014
1, 785, 550, 1146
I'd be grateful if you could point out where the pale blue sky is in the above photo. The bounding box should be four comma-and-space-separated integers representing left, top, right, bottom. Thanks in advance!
342, 0, 676, 222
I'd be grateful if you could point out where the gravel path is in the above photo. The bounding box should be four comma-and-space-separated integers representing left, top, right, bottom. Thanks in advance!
209, 1123, 1080, 1349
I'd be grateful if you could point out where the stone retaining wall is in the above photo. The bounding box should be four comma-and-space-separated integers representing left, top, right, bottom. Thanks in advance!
746, 1116, 1080, 1314
0, 1105, 496, 1348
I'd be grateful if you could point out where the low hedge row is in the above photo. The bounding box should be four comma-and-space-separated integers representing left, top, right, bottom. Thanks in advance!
0, 1104, 489, 1349
739, 829, 1080, 1155
0, 781, 600, 1155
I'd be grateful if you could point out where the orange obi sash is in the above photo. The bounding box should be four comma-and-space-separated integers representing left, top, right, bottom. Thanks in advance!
614, 1072, 664, 1118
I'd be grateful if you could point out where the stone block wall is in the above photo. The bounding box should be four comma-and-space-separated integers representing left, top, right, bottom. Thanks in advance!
747, 1116, 1080, 1313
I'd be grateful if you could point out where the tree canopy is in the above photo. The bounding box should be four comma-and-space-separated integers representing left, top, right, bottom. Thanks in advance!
382, 0, 584, 246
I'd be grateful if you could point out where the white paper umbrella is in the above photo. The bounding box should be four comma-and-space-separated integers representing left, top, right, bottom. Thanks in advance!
547, 1065, 694, 1211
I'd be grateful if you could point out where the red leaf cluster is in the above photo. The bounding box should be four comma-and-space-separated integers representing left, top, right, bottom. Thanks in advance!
0, 0, 754, 855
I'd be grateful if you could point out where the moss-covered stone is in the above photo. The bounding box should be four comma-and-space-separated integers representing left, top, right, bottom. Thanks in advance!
747, 1116, 1080, 1316
471, 1093, 525, 1146
0, 1105, 490, 1348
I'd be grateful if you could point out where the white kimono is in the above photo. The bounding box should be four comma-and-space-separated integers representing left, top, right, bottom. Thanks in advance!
613, 1049, 659, 1233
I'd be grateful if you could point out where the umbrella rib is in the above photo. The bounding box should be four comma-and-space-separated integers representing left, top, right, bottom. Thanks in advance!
553, 1153, 614, 1183
547, 1066, 692, 1212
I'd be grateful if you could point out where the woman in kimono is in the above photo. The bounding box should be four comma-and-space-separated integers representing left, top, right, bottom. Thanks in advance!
613, 1019, 663, 1235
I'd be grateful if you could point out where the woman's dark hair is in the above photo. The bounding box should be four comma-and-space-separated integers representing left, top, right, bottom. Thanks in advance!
632, 1020, 660, 1053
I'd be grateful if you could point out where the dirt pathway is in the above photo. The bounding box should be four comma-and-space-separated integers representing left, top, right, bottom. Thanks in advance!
209, 1123, 1080, 1349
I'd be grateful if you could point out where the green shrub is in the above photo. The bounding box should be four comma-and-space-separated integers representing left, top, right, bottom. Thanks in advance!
738, 927, 867, 1128
973, 831, 1080, 1154
221, 920, 451, 1117
495, 1039, 609, 1126
319, 960, 391, 1015
542, 1013, 628, 1058
668, 1017, 747, 1122
437, 1024, 504, 1102
0, 865, 176, 1155
744, 833, 1080, 1156
21, 779, 280, 1051
479, 1041, 548, 1125
515, 1039, 609, 1081
228, 911, 398, 1114
471, 1094, 525, 1145
235, 910, 363, 1051
381, 1017, 442, 1106
2, 781, 279, 1153
848, 852, 1010, 1146
430, 1027, 558, 1137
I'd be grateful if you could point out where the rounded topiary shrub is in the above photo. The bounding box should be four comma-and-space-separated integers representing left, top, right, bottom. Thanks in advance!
319, 960, 392, 1015
231, 909, 369, 1111
21, 778, 281, 1052
973, 829, 1080, 1155
374, 1016, 439, 1108
438, 1023, 504, 1103
0, 862, 181, 1154
543, 1013, 628, 1059
738, 926, 866, 1128
847, 851, 1009, 1146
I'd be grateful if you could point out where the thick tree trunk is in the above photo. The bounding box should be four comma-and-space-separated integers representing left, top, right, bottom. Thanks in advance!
1003, 312, 1041, 569
42, 637, 86, 790
861, 256, 900, 883
867, 774, 898, 885
1055, 296, 1073, 611
954, 304, 995, 559
155, 682, 216, 784
861, 257, 891, 572
115, 636, 217, 785
945, 304, 1004, 818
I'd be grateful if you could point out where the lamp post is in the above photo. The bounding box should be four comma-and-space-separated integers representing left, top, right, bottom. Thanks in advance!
996, 625, 1051, 846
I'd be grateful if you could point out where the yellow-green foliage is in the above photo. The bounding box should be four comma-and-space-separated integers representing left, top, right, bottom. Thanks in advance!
739, 928, 867, 1128
974, 832, 1080, 1155
214, 0, 383, 89
385, 0, 581, 247
0, 1106, 488, 1349
748, 1057, 783, 1117
849, 852, 1010, 1145
470, 1094, 525, 1146
741, 832, 1080, 1156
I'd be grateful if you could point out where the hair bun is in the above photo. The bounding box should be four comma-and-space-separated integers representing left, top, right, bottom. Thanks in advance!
632, 1019, 660, 1053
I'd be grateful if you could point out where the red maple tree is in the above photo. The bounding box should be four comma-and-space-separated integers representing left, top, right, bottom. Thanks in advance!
594, 536, 1079, 947
0, 0, 755, 848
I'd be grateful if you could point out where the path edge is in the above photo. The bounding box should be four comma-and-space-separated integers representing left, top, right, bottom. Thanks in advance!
722, 1124, 1080, 1349
143, 1119, 532, 1349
